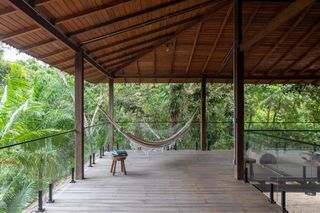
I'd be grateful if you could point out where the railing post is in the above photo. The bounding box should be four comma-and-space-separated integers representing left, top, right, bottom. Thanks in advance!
303, 165, 307, 181
89, 155, 92, 167
244, 167, 248, 183
281, 191, 288, 212
47, 183, 54, 203
36, 190, 45, 212
93, 153, 96, 164
317, 166, 320, 181
99, 148, 102, 158
103, 146, 105, 155
269, 183, 275, 204
70, 168, 76, 183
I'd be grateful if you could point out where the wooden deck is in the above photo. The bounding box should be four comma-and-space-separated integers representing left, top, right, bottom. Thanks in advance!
37, 150, 281, 213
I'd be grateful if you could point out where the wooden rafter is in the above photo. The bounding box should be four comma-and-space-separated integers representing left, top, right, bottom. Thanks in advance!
68, 0, 187, 38
0, 26, 39, 41
267, 21, 320, 74
110, 0, 231, 74
0, 6, 16, 17
171, 38, 177, 73
93, 33, 174, 60
217, 2, 261, 74
98, 47, 153, 65
186, 22, 203, 73
240, 0, 317, 51
85, 15, 199, 52
284, 41, 320, 73
300, 55, 320, 74
38, 48, 69, 59
21, 38, 57, 51
8, 0, 111, 79
249, 7, 310, 74
53, 0, 131, 25
77, 1, 217, 45
202, 3, 233, 73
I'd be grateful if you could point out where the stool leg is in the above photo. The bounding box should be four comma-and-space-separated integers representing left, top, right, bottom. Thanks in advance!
123, 161, 127, 175
110, 161, 114, 173
113, 161, 117, 176
120, 160, 124, 173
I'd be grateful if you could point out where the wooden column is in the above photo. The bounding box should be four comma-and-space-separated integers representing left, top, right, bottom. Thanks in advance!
233, 0, 245, 180
200, 77, 206, 151
108, 79, 114, 149
75, 50, 84, 179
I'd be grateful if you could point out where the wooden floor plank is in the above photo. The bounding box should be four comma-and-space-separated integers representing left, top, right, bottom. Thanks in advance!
30, 150, 281, 212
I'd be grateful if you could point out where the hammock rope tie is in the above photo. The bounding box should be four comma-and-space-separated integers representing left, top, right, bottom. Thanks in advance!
100, 109, 196, 148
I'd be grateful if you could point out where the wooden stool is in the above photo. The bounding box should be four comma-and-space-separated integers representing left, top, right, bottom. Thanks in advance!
110, 156, 127, 176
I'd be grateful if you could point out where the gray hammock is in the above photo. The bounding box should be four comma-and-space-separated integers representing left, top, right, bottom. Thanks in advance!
100, 109, 196, 148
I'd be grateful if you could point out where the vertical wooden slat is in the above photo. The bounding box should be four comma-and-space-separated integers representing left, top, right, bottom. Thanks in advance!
108, 79, 114, 149
75, 50, 84, 179
233, 0, 244, 180
200, 77, 206, 151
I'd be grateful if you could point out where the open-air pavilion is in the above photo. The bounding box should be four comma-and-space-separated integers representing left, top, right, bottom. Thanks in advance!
0, 0, 319, 212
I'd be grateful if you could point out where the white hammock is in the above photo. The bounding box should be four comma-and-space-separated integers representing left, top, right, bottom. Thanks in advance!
100, 109, 196, 148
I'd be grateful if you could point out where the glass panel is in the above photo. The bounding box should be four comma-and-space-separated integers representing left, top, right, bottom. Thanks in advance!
244, 130, 320, 212
0, 131, 75, 213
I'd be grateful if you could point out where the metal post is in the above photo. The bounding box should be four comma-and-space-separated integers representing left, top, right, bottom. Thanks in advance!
233, 0, 244, 180
75, 50, 84, 179
102, 146, 105, 156
89, 155, 92, 167
244, 167, 248, 183
93, 153, 96, 164
303, 165, 307, 181
317, 166, 320, 181
36, 190, 45, 212
99, 148, 102, 158
281, 191, 288, 212
70, 168, 76, 183
270, 183, 275, 204
47, 183, 54, 203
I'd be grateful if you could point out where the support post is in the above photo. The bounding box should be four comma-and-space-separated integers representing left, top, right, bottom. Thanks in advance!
75, 50, 84, 179
233, 0, 245, 180
201, 77, 207, 151
108, 79, 115, 150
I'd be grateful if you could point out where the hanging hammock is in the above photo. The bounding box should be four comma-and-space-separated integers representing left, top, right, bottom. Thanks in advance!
100, 108, 196, 148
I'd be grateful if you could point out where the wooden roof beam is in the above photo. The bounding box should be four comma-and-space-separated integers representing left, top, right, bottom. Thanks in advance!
85, 15, 199, 52
186, 22, 203, 73
241, 0, 317, 52
284, 41, 320, 74
8, 0, 111, 79
93, 33, 174, 60
249, 6, 310, 74
267, 21, 320, 74
0, 25, 39, 41
110, 0, 231, 74
99, 47, 153, 66
53, 0, 131, 25
202, 3, 233, 73
72, 0, 218, 43
217, 2, 261, 74
300, 56, 320, 74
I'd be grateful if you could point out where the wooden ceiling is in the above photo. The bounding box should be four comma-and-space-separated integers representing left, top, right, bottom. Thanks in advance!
0, 0, 319, 83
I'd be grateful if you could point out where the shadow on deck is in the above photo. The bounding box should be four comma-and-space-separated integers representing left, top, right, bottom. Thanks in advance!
37, 150, 281, 213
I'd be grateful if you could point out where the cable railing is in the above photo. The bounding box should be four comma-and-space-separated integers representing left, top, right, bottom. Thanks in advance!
1, 121, 320, 212
244, 130, 320, 212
